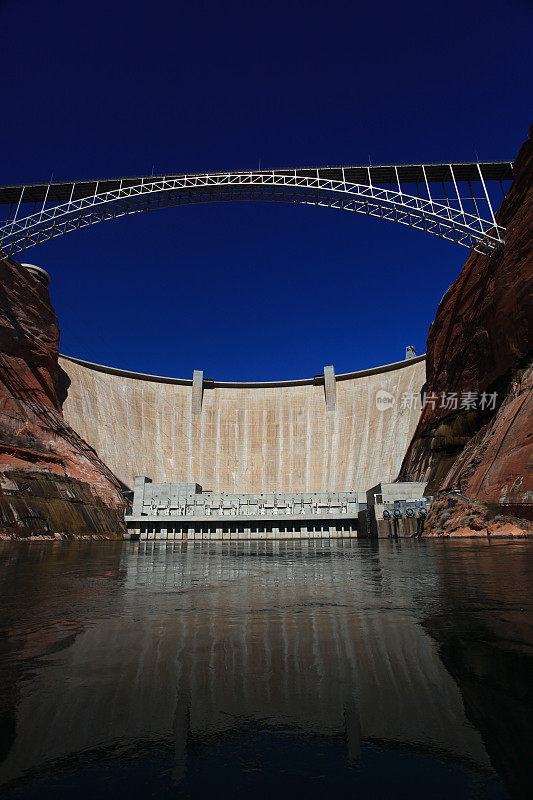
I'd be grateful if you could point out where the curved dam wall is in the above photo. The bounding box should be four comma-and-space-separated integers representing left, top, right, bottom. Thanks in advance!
58, 355, 426, 493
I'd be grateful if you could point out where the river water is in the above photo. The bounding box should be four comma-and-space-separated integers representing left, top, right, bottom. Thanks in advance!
0, 539, 531, 799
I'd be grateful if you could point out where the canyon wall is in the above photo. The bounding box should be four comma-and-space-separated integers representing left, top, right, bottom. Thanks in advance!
0, 256, 126, 538
399, 126, 532, 533
59, 355, 425, 494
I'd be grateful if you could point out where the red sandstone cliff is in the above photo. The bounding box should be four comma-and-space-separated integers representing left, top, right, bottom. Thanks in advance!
399, 126, 533, 535
0, 255, 126, 538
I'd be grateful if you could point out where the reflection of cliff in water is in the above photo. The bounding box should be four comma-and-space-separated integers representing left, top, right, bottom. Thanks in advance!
0, 540, 497, 788
0, 542, 125, 769
423, 541, 533, 800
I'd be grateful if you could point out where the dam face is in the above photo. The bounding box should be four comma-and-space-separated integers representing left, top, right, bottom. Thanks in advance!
59, 355, 426, 493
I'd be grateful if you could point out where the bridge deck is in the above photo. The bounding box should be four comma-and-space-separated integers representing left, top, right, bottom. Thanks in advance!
0, 161, 513, 205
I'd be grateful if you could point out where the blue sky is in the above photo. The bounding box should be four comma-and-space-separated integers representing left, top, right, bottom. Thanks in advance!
2, 0, 531, 380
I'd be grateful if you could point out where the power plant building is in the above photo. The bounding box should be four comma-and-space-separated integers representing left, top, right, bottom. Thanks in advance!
126, 478, 363, 540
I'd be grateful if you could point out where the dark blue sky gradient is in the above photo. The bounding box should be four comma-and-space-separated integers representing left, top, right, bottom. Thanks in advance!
2, 0, 531, 380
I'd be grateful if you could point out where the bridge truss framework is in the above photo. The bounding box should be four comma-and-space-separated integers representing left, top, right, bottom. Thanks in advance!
0, 161, 513, 256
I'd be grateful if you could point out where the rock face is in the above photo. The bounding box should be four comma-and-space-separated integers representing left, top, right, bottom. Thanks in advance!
0, 255, 126, 538
399, 127, 533, 533
420, 494, 532, 539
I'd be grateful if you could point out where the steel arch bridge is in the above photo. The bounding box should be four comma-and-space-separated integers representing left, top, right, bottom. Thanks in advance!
0, 161, 513, 256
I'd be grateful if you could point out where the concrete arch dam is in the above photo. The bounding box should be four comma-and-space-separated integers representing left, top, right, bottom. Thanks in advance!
59, 354, 426, 493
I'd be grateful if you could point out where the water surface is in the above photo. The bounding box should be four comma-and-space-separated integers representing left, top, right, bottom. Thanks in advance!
0, 539, 531, 798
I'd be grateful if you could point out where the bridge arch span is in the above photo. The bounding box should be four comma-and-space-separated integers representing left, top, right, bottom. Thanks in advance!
0, 161, 511, 256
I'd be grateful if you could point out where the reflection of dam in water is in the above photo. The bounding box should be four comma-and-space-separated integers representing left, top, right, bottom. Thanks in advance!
0, 541, 494, 788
